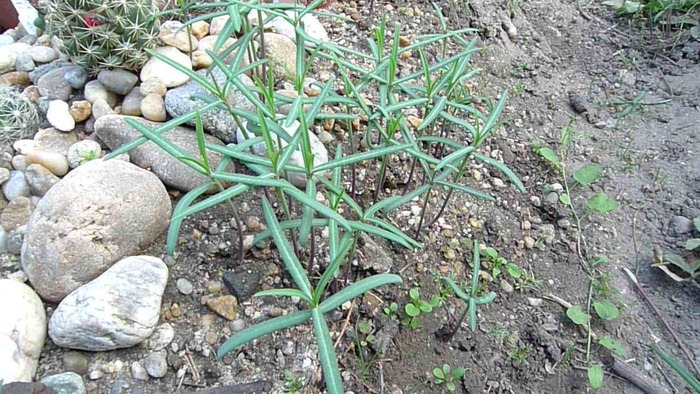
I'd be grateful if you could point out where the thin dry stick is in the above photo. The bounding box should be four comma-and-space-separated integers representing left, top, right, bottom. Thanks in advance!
622, 267, 700, 377
334, 301, 355, 349
184, 345, 201, 383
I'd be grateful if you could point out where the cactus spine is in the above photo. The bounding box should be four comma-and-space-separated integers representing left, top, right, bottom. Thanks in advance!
42, 0, 160, 71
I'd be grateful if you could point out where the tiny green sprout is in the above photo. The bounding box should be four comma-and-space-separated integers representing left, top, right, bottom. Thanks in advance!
443, 240, 497, 340
357, 319, 375, 347
283, 370, 306, 393
383, 302, 398, 320
402, 288, 439, 328
433, 363, 465, 392
482, 247, 521, 280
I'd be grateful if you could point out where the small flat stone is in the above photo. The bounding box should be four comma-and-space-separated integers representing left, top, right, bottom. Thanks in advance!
97, 69, 139, 95
91, 99, 115, 120
66, 140, 101, 169
176, 278, 193, 295
144, 350, 168, 378
46, 100, 75, 131
0, 196, 32, 232
139, 78, 166, 97
206, 295, 238, 320
69, 100, 92, 123
83, 80, 118, 107
64, 67, 88, 90
140, 46, 192, 88
37, 68, 73, 101
34, 128, 79, 155
140, 94, 166, 122
121, 87, 142, 116
25, 164, 59, 197
40, 372, 85, 394
26, 46, 58, 63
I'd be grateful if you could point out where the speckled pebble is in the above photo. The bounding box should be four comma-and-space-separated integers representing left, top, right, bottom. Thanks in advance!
176, 278, 194, 295
66, 140, 101, 169
144, 350, 168, 378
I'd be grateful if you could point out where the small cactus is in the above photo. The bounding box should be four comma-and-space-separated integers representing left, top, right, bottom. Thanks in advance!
0, 87, 40, 145
41, 0, 160, 72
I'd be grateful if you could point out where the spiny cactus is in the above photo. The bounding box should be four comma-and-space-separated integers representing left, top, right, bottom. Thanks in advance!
0, 87, 40, 145
41, 0, 160, 71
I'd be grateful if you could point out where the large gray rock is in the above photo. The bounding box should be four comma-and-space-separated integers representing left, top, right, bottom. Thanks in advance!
94, 115, 226, 192
21, 159, 171, 303
164, 68, 254, 143
48, 256, 168, 351
0, 279, 47, 383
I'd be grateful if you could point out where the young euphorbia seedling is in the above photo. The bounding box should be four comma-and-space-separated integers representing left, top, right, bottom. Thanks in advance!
443, 240, 496, 340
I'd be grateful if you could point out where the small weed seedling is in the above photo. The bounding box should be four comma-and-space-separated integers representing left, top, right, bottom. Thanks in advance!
354, 320, 381, 381
482, 246, 521, 280
383, 302, 399, 320
283, 370, 307, 393
443, 240, 497, 340
508, 343, 532, 365
654, 217, 700, 286
402, 288, 440, 328
433, 364, 465, 392
608, 92, 670, 119
357, 319, 375, 347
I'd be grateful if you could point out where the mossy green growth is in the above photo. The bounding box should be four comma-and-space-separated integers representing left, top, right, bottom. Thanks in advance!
42, 0, 160, 71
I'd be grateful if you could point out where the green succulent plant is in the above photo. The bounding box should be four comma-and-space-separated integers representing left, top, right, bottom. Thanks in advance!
0, 87, 40, 145
41, 0, 160, 71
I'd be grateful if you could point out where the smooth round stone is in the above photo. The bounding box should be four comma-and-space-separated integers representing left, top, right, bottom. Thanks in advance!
46, 100, 75, 132
37, 68, 73, 101
91, 99, 115, 120
25, 150, 69, 176
131, 362, 148, 381
62, 352, 89, 375
0, 168, 9, 184
158, 21, 199, 53
64, 67, 88, 90
121, 87, 142, 116
6, 230, 23, 255
190, 21, 209, 39
47, 256, 169, 348
22, 161, 171, 303
25, 164, 59, 197
140, 94, 166, 122
0, 35, 14, 47
139, 78, 166, 97
11, 155, 28, 171
40, 372, 85, 394
140, 46, 192, 88
209, 15, 229, 35
0, 70, 30, 86
0, 196, 32, 232
66, 140, 101, 169
13, 139, 36, 155
144, 350, 168, 378
69, 100, 92, 123
0, 279, 46, 383
13, 52, 35, 72
34, 128, 79, 155
2, 170, 30, 200
97, 69, 139, 95
20, 85, 40, 103
0, 226, 6, 254
176, 278, 193, 295
26, 46, 58, 63
148, 323, 174, 351
84, 80, 118, 107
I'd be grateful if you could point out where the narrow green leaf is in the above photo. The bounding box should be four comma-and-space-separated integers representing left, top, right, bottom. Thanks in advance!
262, 197, 313, 299
311, 308, 344, 394
443, 277, 470, 301
298, 179, 316, 248
312, 143, 414, 174
314, 231, 354, 303
252, 218, 329, 245
217, 310, 312, 359
473, 153, 525, 193
255, 288, 311, 303
435, 146, 475, 172
283, 187, 351, 230
418, 96, 448, 131
320, 274, 403, 313
167, 183, 212, 255
435, 180, 495, 202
